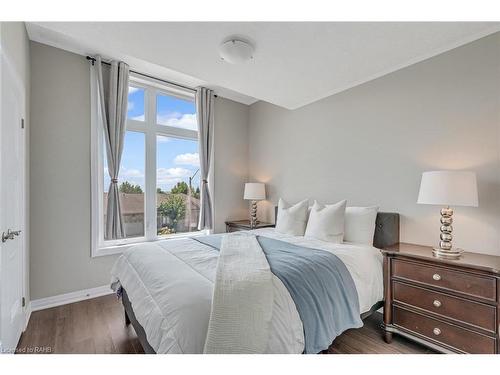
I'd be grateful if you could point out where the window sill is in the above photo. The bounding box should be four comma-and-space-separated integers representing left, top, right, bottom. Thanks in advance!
91, 230, 209, 258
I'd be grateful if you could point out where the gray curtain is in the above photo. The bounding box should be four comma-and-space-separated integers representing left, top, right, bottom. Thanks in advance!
95, 56, 130, 240
195, 87, 215, 230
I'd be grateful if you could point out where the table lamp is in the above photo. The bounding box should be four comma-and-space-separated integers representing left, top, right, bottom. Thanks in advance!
417, 171, 478, 258
244, 183, 266, 228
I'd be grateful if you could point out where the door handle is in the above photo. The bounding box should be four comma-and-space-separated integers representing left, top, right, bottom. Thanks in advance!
1, 229, 21, 243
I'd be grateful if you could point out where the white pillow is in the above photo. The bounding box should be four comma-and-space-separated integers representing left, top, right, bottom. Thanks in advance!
305, 200, 347, 243
275, 198, 309, 236
344, 206, 379, 245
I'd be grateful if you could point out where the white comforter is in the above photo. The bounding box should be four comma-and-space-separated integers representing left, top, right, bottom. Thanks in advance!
110, 228, 384, 354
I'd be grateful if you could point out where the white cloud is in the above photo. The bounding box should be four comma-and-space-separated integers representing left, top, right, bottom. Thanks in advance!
127, 101, 134, 111
120, 168, 144, 178
103, 167, 145, 190
157, 167, 191, 186
130, 114, 145, 121
118, 168, 145, 189
174, 152, 199, 167
128, 87, 140, 94
158, 112, 197, 131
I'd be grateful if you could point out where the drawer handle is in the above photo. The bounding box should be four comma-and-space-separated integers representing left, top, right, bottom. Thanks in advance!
433, 300, 442, 308
432, 273, 441, 281
433, 328, 441, 336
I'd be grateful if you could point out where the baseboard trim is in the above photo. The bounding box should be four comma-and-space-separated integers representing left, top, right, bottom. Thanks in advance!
30, 285, 113, 312
24, 303, 32, 330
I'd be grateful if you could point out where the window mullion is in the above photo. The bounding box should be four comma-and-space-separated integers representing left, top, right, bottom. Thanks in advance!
145, 88, 157, 241
155, 125, 197, 141
126, 120, 145, 132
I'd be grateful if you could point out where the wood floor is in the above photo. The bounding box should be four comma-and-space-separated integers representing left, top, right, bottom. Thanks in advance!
17, 294, 434, 354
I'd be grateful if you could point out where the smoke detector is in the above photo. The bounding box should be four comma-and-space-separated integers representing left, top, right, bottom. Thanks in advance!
219, 38, 254, 64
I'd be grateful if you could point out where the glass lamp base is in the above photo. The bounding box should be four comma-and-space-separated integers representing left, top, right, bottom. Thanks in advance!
432, 247, 464, 259
433, 206, 462, 259
250, 200, 259, 228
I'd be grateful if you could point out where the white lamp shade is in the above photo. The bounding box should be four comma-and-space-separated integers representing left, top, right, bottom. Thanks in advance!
417, 171, 478, 207
244, 183, 266, 201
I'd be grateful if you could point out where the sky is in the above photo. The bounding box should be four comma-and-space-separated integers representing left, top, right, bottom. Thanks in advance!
103, 86, 200, 193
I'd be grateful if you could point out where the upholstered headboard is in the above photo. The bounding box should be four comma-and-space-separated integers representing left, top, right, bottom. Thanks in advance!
273, 206, 399, 249
372, 212, 400, 249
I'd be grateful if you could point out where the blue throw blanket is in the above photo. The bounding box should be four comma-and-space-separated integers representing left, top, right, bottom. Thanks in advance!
194, 234, 362, 353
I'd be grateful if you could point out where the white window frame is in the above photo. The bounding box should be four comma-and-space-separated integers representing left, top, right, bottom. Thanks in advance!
91, 70, 209, 257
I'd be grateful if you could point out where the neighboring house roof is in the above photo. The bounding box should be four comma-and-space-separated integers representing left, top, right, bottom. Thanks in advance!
103, 192, 200, 215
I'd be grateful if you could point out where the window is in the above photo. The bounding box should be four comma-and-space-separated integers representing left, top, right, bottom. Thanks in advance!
157, 136, 200, 236
156, 93, 197, 131
91, 73, 203, 256
127, 86, 145, 121
103, 131, 146, 239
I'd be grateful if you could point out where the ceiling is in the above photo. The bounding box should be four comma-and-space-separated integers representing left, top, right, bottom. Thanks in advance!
27, 22, 500, 109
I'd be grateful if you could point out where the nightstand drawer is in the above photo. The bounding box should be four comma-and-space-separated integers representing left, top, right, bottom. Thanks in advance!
393, 306, 496, 354
393, 281, 497, 333
392, 259, 497, 301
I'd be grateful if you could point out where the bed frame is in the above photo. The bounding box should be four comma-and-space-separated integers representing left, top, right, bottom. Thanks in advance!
122, 211, 400, 354
122, 288, 156, 354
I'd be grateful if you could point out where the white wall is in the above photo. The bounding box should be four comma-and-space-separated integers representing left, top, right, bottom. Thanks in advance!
213, 97, 249, 233
29, 42, 250, 299
30, 42, 118, 300
248, 33, 500, 255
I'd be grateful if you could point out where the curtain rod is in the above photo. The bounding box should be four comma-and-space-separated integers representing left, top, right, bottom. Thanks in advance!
86, 56, 200, 94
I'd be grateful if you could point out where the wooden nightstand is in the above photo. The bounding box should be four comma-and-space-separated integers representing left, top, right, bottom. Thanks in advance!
381, 243, 500, 354
225, 220, 275, 233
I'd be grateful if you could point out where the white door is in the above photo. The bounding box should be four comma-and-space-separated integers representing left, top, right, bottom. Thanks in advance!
0, 30, 27, 353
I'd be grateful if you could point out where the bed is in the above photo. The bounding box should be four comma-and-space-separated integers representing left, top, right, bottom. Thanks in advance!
111, 212, 399, 354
